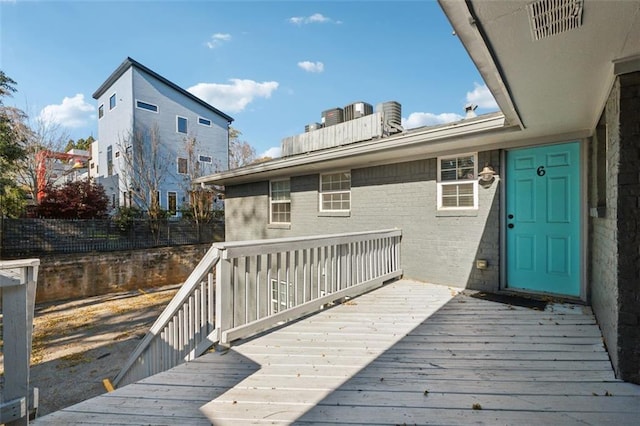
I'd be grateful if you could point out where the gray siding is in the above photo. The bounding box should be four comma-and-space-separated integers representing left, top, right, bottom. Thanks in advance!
95, 67, 134, 204
225, 151, 501, 290
94, 63, 229, 213
130, 67, 229, 210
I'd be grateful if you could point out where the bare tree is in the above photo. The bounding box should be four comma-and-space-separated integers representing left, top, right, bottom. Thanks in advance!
182, 135, 223, 226
14, 115, 68, 203
229, 127, 256, 169
117, 123, 171, 220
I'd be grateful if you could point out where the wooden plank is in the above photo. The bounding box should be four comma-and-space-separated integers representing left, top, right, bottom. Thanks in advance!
238, 341, 606, 354
294, 405, 640, 425
235, 347, 609, 361
216, 229, 401, 258
207, 387, 640, 414
0, 258, 40, 273
34, 279, 640, 425
221, 271, 402, 344
202, 399, 640, 425
0, 398, 26, 424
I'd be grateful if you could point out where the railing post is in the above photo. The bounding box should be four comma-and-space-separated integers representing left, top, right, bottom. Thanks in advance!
216, 251, 234, 346
1, 260, 39, 426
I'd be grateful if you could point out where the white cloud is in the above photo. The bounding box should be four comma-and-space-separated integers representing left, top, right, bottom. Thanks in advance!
205, 33, 231, 49
261, 146, 281, 159
308, 13, 330, 23
401, 83, 499, 130
466, 83, 498, 109
38, 94, 95, 128
188, 79, 279, 113
289, 13, 340, 25
401, 112, 463, 129
297, 61, 324, 73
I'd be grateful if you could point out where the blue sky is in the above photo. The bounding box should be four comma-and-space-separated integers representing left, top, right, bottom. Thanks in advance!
1, 0, 498, 158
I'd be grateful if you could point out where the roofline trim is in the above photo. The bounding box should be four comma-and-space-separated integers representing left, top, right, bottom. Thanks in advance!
614, 54, 640, 76
92, 57, 234, 123
194, 112, 507, 185
438, 0, 523, 129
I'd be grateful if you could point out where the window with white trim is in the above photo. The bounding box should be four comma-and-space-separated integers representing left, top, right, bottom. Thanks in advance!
136, 100, 158, 113
177, 157, 188, 174
168, 191, 177, 215
98, 104, 104, 119
437, 153, 478, 209
270, 179, 291, 224
199, 155, 212, 163
198, 117, 212, 126
177, 116, 188, 134
271, 279, 293, 313
320, 172, 351, 212
151, 190, 161, 210
109, 93, 116, 110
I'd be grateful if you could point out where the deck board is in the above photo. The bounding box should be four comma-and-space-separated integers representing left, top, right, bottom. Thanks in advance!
35, 279, 640, 425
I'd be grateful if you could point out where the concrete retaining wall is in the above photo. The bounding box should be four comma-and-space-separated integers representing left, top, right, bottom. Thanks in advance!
35, 244, 210, 303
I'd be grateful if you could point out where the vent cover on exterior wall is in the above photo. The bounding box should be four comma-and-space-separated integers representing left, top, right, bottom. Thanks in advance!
527, 0, 583, 41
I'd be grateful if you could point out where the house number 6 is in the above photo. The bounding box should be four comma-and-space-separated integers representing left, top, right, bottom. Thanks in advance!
537, 166, 546, 176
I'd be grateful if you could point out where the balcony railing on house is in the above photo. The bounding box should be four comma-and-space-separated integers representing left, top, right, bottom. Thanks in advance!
0, 258, 40, 426
114, 229, 402, 387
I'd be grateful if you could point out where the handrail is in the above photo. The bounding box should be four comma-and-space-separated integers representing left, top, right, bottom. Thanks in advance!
215, 229, 402, 345
112, 246, 220, 387
114, 229, 402, 387
1, 258, 40, 426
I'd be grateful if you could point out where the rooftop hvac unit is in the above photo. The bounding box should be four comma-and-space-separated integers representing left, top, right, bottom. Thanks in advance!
376, 101, 403, 134
305, 122, 323, 133
343, 101, 373, 121
321, 107, 344, 127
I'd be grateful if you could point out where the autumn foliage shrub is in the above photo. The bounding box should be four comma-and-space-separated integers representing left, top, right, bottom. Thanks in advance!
37, 180, 109, 219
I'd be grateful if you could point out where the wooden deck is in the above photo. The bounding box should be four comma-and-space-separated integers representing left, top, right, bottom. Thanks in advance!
35, 279, 640, 425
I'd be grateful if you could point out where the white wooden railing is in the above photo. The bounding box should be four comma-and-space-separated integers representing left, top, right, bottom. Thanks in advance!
0, 259, 40, 426
215, 229, 402, 344
114, 229, 402, 387
113, 246, 220, 387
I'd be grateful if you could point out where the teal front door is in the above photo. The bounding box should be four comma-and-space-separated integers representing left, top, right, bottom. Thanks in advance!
506, 142, 581, 297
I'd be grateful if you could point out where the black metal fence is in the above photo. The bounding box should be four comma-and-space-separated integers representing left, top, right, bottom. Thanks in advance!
0, 218, 225, 258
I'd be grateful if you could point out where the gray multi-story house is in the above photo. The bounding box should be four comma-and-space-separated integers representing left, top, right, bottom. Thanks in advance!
91, 57, 233, 215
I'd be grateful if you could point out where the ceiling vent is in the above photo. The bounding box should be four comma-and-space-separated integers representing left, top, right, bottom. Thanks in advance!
527, 0, 583, 41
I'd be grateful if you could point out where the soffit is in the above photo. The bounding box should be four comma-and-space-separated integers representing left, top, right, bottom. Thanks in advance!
460, 0, 640, 139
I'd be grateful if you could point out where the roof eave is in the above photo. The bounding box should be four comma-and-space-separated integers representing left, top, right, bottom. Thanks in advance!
92, 57, 234, 123
195, 112, 509, 186
437, 0, 523, 129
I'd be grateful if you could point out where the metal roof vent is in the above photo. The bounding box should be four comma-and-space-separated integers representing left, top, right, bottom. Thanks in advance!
527, 0, 583, 41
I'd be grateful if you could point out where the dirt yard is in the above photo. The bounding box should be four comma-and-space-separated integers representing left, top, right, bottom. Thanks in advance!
1, 284, 180, 416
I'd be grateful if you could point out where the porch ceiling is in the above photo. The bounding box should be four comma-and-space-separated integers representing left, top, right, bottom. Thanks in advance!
441, 0, 640, 141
